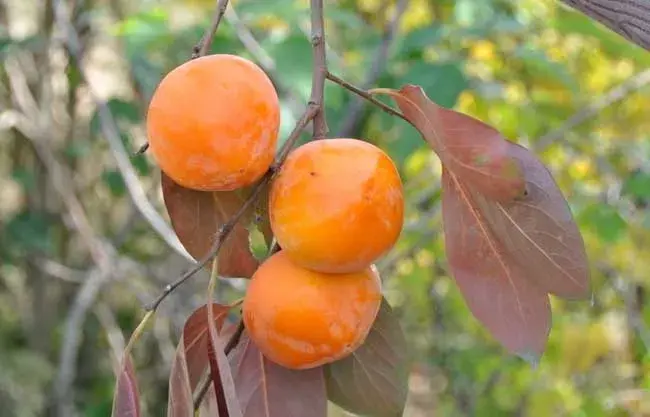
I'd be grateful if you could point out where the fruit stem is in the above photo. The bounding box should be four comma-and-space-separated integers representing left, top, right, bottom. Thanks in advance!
326, 72, 411, 125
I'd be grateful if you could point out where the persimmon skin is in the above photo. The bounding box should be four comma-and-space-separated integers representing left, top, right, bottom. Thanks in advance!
242, 251, 382, 370
269, 138, 404, 274
146, 54, 280, 191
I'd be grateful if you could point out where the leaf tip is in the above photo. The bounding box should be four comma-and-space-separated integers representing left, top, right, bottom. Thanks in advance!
517, 350, 541, 369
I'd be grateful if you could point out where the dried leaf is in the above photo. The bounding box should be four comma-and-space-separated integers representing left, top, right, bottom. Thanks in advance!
442, 168, 552, 360
377, 85, 526, 202
167, 303, 232, 417
111, 356, 140, 417
161, 172, 259, 278
325, 298, 409, 417
229, 332, 327, 417
469, 143, 591, 299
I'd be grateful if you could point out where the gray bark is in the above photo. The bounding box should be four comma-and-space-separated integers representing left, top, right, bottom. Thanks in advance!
560, 0, 650, 51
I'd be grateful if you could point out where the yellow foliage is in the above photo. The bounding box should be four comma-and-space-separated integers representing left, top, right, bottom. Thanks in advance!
415, 249, 434, 268
253, 16, 290, 31
397, 258, 415, 276
357, 0, 381, 14
559, 321, 613, 374
504, 83, 526, 105
342, 50, 363, 68
399, 0, 432, 32
470, 40, 496, 62
456, 91, 477, 114
526, 387, 564, 417
568, 156, 595, 180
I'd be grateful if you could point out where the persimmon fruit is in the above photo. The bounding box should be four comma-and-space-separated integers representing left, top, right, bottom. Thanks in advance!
269, 138, 404, 274
242, 250, 382, 369
146, 54, 280, 191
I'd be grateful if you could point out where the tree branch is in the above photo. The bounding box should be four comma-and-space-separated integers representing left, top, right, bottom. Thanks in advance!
309, 0, 329, 139
560, 0, 650, 51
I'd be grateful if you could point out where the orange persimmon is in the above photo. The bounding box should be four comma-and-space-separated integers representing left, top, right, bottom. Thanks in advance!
146, 54, 280, 191
242, 250, 382, 369
269, 138, 404, 273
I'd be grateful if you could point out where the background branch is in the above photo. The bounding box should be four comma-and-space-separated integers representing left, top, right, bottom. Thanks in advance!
337, 0, 408, 137
52, 0, 193, 262
534, 68, 650, 152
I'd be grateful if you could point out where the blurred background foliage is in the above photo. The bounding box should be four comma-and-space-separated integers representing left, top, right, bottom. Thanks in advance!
1, 0, 650, 416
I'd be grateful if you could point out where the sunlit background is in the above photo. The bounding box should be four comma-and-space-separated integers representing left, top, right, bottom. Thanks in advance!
1, 0, 650, 415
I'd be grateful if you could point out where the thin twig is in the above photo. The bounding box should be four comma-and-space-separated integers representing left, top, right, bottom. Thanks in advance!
193, 0, 230, 58
309, 0, 329, 139
144, 105, 319, 312
337, 0, 409, 137
134, 142, 149, 156
326, 71, 410, 124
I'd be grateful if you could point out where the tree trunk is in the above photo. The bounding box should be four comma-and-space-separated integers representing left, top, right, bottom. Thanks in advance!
560, 0, 650, 51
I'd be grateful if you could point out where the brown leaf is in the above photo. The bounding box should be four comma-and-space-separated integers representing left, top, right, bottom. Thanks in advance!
161, 172, 259, 278
167, 303, 232, 417
229, 332, 327, 417
111, 356, 140, 417
469, 143, 591, 299
379, 85, 526, 202
325, 298, 409, 417
442, 168, 551, 360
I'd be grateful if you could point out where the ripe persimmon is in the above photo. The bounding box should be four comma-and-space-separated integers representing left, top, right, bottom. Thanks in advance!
146, 54, 280, 191
242, 250, 382, 369
269, 138, 404, 274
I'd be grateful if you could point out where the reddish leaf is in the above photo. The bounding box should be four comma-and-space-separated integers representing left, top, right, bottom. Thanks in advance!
206, 302, 243, 417
167, 303, 232, 417
161, 172, 259, 278
229, 332, 327, 417
442, 168, 552, 360
325, 298, 409, 417
378, 85, 526, 202
111, 356, 140, 417
468, 143, 591, 299
380, 84, 590, 298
